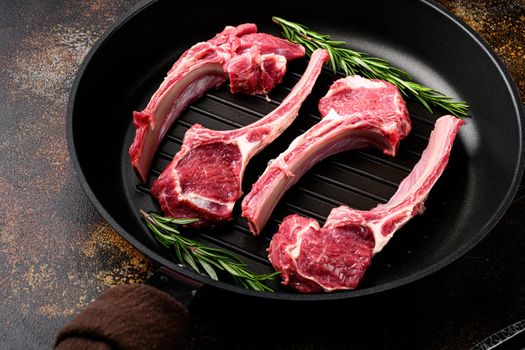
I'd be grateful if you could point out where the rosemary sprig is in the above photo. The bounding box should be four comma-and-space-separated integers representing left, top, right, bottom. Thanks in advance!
273, 16, 469, 118
140, 210, 279, 292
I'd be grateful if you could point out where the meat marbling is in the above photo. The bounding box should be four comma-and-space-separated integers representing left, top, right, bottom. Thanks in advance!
150, 49, 330, 227
242, 75, 412, 235
268, 115, 464, 293
129, 23, 305, 183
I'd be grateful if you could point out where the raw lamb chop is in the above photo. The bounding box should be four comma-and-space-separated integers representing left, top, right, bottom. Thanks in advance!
150, 49, 329, 226
242, 75, 411, 235
129, 23, 305, 183
269, 115, 464, 293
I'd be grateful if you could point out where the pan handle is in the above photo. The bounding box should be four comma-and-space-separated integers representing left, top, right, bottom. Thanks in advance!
145, 266, 204, 307
54, 267, 203, 350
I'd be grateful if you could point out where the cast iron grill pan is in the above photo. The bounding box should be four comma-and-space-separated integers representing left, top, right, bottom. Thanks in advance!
69, 0, 524, 300
122, 59, 469, 294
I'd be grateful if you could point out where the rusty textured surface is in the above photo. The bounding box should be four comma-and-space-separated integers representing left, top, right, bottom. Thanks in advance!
0, 0, 524, 349
440, 0, 525, 101
0, 1, 151, 348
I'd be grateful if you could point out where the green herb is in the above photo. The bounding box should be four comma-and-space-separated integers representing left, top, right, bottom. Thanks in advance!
140, 210, 279, 292
273, 16, 469, 118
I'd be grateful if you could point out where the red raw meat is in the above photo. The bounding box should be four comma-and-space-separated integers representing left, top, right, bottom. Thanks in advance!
150, 49, 329, 227
242, 75, 411, 235
269, 115, 464, 293
129, 23, 305, 183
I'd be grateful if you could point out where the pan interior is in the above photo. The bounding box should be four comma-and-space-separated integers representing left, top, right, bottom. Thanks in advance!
69, 0, 523, 299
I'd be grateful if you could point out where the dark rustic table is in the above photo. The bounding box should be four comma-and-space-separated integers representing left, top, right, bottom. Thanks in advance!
1, 1, 524, 349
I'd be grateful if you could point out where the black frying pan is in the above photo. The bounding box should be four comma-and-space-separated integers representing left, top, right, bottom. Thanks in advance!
67, 0, 525, 302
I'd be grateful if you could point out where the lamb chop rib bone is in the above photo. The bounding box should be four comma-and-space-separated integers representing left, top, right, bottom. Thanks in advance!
268, 115, 464, 293
150, 49, 329, 226
242, 75, 412, 235
129, 23, 306, 183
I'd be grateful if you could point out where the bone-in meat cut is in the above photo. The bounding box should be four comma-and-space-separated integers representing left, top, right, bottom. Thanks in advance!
242, 75, 411, 235
129, 23, 305, 183
268, 115, 464, 293
150, 49, 329, 227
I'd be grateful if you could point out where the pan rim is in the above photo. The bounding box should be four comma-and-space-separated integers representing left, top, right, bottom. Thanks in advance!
67, 0, 525, 301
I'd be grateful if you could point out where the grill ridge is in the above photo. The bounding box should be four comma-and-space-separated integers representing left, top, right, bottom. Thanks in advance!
135, 67, 435, 273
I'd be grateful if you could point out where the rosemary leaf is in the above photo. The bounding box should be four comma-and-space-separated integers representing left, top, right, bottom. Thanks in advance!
197, 257, 219, 281
173, 241, 185, 265
140, 210, 279, 292
181, 248, 200, 273
219, 259, 243, 277
273, 16, 469, 118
